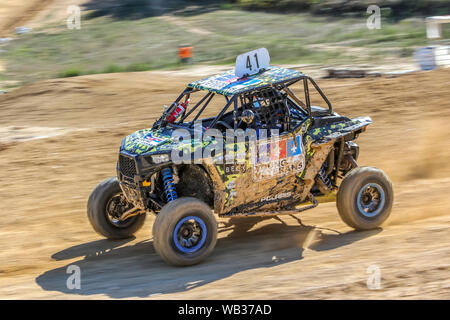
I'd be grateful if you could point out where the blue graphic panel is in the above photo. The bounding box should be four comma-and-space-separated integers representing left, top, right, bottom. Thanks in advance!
287, 135, 302, 157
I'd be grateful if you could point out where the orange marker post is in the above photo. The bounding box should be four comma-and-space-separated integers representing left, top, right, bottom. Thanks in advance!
178, 46, 193, 64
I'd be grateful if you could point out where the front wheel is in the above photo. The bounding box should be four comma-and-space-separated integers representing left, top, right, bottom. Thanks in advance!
153, 197, 217, 266
337, 166, 393, 230
87, 177, 146, 239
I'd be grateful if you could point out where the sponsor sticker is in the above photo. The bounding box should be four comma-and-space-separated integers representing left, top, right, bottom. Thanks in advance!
253, 135, 305, 181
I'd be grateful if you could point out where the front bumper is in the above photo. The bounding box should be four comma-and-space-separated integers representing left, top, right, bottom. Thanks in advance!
116, 151, 171, 209
116, 152, 149, 209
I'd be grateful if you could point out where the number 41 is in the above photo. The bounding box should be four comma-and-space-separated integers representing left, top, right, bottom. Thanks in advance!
246, 53, 260, 70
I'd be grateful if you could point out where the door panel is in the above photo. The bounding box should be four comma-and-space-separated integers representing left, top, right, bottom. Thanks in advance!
216, 128, 307, 213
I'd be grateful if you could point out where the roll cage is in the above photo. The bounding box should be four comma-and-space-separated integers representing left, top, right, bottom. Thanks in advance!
152, 75, 333, 133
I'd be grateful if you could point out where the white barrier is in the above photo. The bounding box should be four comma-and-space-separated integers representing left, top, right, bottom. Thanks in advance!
434, 45, 450, 67
416, 46, 450, 70
426, 16, 450, 39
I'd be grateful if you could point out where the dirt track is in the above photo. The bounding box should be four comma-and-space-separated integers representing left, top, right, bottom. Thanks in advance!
0, 68, 449, 299
0, 0, 94, 36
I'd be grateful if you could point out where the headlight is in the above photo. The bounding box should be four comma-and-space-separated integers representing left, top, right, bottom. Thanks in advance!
151, 153, 170, 164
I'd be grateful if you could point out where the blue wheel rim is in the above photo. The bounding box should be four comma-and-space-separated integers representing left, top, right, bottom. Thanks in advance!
357, 183, 385, 218
173, 216, 207, 254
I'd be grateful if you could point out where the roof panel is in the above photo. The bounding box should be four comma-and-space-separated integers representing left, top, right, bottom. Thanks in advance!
187, 66, 303, 96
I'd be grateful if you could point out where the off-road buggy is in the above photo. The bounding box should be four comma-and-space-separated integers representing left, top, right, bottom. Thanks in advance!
88, 49, 393, 266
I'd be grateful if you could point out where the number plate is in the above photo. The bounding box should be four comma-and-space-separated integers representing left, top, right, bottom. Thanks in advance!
235, 48, 270, 78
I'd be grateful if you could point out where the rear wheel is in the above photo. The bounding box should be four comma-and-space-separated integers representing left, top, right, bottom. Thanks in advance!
337, 167, 393, 230
87, 177, 146, 239
153, 197, 217, 266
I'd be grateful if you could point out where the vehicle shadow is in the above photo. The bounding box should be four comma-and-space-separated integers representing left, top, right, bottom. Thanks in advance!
36, 216, 380, 298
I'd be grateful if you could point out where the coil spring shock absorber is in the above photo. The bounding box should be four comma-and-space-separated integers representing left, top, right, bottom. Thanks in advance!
161, 167, 178, 202
318, 164, 333, 190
